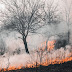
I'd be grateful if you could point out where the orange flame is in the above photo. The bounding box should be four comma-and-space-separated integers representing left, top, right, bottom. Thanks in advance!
47, 40, 55, 51
40, 40, 55, 51
0, 40, 72, 71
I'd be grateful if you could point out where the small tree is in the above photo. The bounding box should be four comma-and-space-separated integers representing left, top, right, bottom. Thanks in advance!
26, 51, 38, 72
27, 47, 47, 72
35, 48, 47, 72
0, 0, 44, 53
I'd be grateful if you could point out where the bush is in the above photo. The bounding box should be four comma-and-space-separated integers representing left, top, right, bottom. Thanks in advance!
13, 48, 21, 55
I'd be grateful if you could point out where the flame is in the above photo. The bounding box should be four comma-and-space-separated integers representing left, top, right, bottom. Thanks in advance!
47, 40, 55, 51
40, 40, 55, 51
0, 40, 72, 71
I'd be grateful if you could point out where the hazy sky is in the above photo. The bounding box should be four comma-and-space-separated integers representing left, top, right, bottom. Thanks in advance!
0, 0, 72, 48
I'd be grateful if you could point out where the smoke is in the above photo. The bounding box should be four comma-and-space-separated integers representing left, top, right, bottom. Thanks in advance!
0, 27, 72, 69
0, 30, 44, 69
0, 23, 72, 70
0, 44, 71, 69
0, 0, 72, 70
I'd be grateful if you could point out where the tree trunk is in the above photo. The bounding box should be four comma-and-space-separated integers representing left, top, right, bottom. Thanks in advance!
23, 36, 29, 54
45, 40, 48, 51
68, 30, 70, 44
39, 65, 41, 72
36, 62, 37, 72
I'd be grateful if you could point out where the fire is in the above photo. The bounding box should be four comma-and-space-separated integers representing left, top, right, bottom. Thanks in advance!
47, 40, 56, 51
0, 40, 72, 72
40, 40, 55, 51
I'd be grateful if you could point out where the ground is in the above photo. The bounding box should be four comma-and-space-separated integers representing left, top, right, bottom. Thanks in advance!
2, 61, 72, 72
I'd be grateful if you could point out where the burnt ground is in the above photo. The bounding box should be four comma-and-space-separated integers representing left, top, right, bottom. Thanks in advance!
1, 61, 72, 72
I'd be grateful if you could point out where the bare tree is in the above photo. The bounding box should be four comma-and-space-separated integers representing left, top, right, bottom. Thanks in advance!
41, 0, 62, 51
35, 48, 47, 72
0, 0, 44, 53
43, 0, 61, 25
62, 0, 72, 44
26, 47, 47, 72
7, 52, 10, 69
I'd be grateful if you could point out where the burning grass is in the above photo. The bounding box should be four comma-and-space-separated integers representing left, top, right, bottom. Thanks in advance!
1, 60, 72, 72
0, 40, 72, 72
